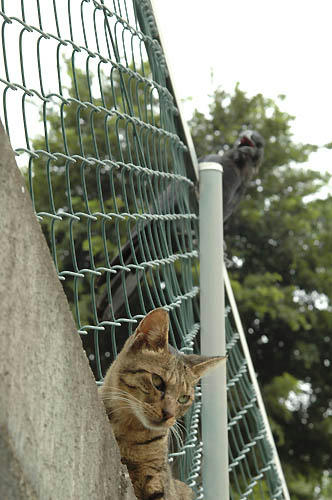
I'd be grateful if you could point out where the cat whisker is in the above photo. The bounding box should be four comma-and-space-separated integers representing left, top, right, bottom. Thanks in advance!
105, 389, 160, 420
106, 404, 146, 419
168, 429, 177, 453
169, 432, 182, 454
174, 421, 185, 442
169, 422, 184, 452
103, 393, 149, 420
102, 387, 145, 406
107, 405, 135, 416
174, 419, 187, 435
107, 396, 146, 413
102, 389, 144, 405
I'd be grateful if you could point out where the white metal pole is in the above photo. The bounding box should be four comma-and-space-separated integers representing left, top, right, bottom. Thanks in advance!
224, 265, 290, 500
199, 162, 228, 500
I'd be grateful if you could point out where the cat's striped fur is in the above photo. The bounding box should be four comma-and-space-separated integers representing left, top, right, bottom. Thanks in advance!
100, 308, 226, 500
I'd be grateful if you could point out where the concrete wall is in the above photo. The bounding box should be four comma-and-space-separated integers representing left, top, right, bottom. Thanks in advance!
0, 121, 135, 500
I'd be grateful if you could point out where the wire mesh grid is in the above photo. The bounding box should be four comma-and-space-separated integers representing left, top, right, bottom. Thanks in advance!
0, 0, 286, 498
0, 0, 201, 493
226, 307, 286, 500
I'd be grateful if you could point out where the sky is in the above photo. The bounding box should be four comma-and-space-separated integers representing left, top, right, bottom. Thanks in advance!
153, 0, 332, 194
1, 0, 331, 194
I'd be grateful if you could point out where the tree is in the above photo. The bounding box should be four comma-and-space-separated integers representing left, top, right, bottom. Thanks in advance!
28, 58, 194, 380
190, 85, 332, 499
30, 57, 162, 321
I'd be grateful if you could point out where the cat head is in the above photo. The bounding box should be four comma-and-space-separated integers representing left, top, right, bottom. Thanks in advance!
102, 308, 226, 431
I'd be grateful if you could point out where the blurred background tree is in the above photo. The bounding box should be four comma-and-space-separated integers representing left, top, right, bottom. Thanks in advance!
28, 58, 193, 380
190, 85, 332, 500
30, 59, 161, 331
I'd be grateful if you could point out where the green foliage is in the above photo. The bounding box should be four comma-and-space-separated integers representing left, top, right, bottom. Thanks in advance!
263, 373, 302, 435
231, 273, 310, 331
190, 85, 332, 499
28, 59, 157, 327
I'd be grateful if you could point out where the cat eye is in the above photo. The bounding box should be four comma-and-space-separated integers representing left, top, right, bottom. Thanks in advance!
152, 374, 165, 391
178, 395, 190, 404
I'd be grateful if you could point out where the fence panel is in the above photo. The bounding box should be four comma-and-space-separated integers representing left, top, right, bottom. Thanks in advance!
0, 0, 201, 493
0, 0, 289, 498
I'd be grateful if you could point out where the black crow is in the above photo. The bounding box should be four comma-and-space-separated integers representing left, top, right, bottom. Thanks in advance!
199, 130, 265, 222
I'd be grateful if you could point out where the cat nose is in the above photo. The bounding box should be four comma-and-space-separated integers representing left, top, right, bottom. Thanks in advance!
162, 409, 174, 421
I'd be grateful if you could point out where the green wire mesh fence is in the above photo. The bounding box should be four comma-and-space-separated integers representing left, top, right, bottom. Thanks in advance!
0, 0, 201, 493
226, 307, 285, 499
0, 0, 287, 498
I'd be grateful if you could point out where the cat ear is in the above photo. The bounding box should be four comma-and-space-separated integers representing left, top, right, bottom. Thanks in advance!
185, 354, 227, 380
132, 308, 169, 351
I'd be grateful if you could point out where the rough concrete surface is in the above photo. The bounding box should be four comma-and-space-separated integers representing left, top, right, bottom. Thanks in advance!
0, 121, 136, 500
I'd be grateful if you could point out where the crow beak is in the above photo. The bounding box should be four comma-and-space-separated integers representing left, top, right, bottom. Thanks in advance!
240, 136, 255, 148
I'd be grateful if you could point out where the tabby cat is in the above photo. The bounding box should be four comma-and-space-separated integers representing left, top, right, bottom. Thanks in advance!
100, 308, 226, 500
